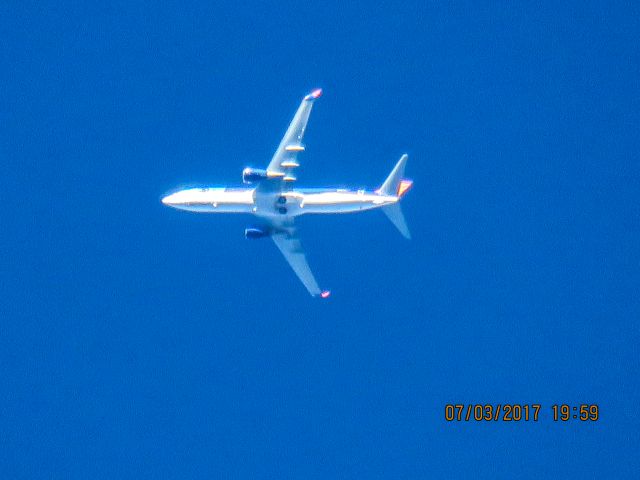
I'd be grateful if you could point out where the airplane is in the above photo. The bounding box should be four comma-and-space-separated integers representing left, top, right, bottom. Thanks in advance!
162, 89, 412, 298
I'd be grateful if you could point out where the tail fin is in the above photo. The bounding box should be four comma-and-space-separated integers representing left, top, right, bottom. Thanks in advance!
377, 154, 412, 239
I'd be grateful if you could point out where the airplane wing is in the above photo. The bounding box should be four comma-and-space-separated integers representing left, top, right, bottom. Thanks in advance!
270, 221, 327, 297
266, 89, 322, 181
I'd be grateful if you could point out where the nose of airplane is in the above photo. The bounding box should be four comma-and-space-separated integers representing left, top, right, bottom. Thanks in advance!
162, 193, 176, 206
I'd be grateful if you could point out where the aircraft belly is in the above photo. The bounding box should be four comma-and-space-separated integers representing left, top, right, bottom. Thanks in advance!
299, 192, 383, 214
209, 204, 255, 213
172, 203, 254, 213
301, 203, 379, 214
205, 190, 255, 212
168, 189, 256, 213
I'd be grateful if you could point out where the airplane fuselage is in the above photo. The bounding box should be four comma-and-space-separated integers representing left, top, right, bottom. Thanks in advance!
162, 187, 398, 218
161, 89, 411, 297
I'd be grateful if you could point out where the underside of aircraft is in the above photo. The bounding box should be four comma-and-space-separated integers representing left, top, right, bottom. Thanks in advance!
162, 89, 412, 297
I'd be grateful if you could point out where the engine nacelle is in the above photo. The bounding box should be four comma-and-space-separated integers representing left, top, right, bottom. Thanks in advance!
242, 167, 268, 184
245, 227, 269, 239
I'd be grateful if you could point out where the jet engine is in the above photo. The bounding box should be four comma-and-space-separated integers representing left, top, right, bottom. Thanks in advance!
244, 227, 269, 239
242, 167, 268, 184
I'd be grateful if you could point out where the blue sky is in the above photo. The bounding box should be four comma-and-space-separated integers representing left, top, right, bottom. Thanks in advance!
2, 1, 639, 478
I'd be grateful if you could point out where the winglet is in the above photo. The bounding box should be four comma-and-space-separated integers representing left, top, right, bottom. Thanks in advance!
304, 88, 323, 101
320, 290, 331, 299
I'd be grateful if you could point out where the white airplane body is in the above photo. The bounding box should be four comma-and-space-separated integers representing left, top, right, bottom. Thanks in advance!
162, 89, 412, 297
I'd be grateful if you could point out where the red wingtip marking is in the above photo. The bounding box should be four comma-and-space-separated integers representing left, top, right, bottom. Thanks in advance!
320, 290, 331, 298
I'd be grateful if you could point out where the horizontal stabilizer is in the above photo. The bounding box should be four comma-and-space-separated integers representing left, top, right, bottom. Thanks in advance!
382, 203, 411, 239
377, 154, 412, 238
378, 154, 408, 197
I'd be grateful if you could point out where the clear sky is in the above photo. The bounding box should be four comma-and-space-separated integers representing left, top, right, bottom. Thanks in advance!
2, 1, 639, 478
